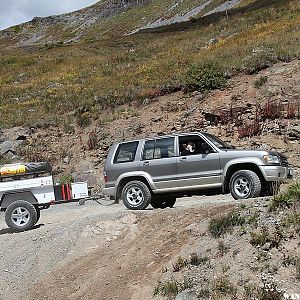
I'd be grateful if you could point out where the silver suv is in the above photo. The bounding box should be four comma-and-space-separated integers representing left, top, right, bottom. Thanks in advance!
103, 132, 293, 210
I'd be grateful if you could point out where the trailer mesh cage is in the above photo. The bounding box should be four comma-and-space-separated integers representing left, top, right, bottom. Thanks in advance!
0, 162, 52, 178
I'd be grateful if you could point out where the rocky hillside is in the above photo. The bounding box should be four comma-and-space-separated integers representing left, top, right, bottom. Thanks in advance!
0, 0, 299, 129
0, 0, 299, 183
1, 59, 299, 187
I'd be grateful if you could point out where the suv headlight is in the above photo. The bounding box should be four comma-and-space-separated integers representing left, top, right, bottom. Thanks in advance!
263, 154, 280, 164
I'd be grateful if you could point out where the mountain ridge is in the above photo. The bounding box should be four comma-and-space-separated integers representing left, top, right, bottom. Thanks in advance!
0, 0, 255, 46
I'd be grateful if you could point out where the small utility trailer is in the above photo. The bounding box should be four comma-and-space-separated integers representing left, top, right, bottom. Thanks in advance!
0, 162, 90, 232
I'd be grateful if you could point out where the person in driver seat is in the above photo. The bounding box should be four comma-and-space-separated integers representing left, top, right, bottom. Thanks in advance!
181, 142, 196, 156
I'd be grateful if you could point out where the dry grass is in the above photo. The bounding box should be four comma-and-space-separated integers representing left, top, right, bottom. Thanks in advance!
0, 0, 300, 128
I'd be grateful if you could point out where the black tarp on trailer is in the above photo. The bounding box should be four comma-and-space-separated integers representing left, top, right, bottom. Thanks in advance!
0, 162, 52, 178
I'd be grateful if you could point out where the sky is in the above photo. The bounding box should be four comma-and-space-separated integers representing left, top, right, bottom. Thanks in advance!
0, 0, 99, 30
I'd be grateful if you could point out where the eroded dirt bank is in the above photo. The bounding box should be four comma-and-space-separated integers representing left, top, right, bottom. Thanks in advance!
0, 195, 235, 300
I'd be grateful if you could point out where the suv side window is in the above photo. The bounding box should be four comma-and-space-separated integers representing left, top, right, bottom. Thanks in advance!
114, 141, 139, 163
142, 138, 175, 160
143, 140, 155, 160
179, 135, 214, 156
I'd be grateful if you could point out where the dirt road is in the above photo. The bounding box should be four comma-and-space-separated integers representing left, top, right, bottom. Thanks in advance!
0, 194, 237, 300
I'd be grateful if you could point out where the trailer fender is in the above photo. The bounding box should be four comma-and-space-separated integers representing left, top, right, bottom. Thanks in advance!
1, 192, 38, 210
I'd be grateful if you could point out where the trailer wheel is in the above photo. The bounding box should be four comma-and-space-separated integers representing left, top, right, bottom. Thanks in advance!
5, 200, 38, 232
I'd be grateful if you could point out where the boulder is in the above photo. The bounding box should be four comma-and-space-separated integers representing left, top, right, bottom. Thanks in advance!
0, 141, 16, 156
288, 125, 300, 140
0, 127, 30, 159
72, 168, 98, 188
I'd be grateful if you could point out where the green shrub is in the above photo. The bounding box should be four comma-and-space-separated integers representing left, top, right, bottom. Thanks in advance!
213, 277, 235, 295
282, 211, 300, 233
269, 193, 294, 211
208, 210, 245, 238
244, 273, 285, 300
259, 274, 284, 300
153, 277, 192, 297
189, 253, 210, 266
59, 174, 74, 184
244, 285, 283, 300
250, 225, 283, 248
63, 119, 75, 134
189, 16, 198, 23
76, 112, 91, 128
250, 229, 269, 247
0, 57, 18, 70
172, 256, 188, 272
218, 240, 229, 256
172, 254, 210, 271
0, 156, 12, 165
287, 182, 300, 200
184, 62, 226, 92
11, 25, 22, 33
198, 288, 210, 298
254, 76, 268, 88
242, 50, 277, 75
247, 210, 259, 227
154, 278, 179, 297
269, 182, 300, 211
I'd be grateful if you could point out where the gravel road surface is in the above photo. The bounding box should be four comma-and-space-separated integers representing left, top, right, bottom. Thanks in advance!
0, 193, 237, 300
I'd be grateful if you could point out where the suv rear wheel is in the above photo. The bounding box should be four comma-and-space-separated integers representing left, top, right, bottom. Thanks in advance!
121, 180, 151, 210
151, 196, 176, 209
229, 170, 261, 200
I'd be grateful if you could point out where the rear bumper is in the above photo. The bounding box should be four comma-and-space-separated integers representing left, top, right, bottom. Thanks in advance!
102, 187, 116, 198
260, 165, 293, 182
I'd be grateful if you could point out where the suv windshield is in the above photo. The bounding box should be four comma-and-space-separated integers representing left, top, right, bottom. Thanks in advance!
202, 133, 233, 149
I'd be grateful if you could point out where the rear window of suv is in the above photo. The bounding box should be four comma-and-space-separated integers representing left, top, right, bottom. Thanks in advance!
114, 141, 139, 164
142, 138, 175, 160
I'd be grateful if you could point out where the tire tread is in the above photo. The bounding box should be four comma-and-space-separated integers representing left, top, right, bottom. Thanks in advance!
229, 170, 261, 200
121, 180, 151, 210
5, 200, 38, 232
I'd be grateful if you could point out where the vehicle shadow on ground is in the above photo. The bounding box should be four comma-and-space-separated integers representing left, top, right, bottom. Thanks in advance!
0, 224, 45, 235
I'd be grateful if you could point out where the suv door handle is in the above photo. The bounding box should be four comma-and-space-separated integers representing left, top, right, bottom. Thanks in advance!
143, 161, 150, 166
180, 157, 188, 162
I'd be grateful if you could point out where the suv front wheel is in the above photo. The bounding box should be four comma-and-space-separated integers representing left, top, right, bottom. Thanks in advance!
121, 180, 151, 210
229, 170, 261, 200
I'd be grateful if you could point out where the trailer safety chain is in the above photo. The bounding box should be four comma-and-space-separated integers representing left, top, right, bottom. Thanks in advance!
78, 194, 116, 206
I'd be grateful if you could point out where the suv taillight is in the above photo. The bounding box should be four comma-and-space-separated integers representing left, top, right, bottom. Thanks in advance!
104, 172, 108, 183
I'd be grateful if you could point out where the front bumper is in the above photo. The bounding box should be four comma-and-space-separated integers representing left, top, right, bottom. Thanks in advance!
260, 165, 293, 182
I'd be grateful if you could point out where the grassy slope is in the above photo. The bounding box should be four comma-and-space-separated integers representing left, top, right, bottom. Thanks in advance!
0, 0, 299, 128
